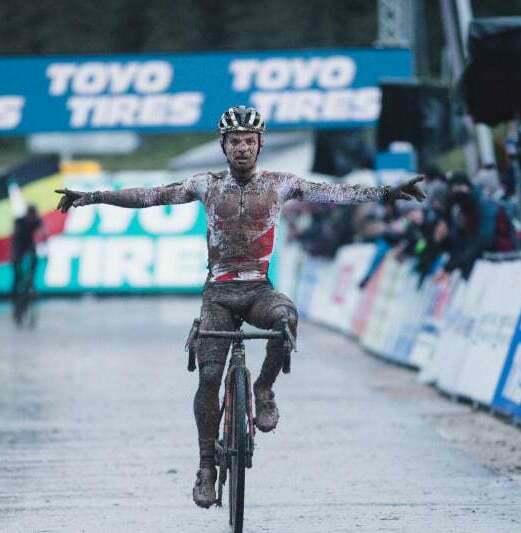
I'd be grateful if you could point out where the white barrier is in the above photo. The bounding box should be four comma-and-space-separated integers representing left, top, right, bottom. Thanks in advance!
413, 274, 459, 382
295, 256, 331, 319
292, 242, 521, 418
434, 262, 490, 396
307, 244, 376, 333
276, 241, 305, 301
456, 261, 521, 405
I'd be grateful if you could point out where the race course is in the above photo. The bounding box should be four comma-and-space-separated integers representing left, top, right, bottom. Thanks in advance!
1, 297, 520, 533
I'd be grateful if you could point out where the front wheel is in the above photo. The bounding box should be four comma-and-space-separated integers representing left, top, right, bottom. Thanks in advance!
229, 367, 247, 533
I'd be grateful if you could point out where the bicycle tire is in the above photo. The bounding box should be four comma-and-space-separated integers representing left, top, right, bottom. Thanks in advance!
27, 291, 37, 329
229, 367, 247, 533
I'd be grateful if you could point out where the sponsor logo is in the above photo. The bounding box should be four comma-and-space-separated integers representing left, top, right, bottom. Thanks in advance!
45, 235, 207, 288
0, 49, 410, 133
230, 56, 380, 123
45, 203, 208, 288
0, 96, 24, 129
46, 61, 204, 128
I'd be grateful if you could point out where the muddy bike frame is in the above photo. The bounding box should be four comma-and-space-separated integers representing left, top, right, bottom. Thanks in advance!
185, 317, 296, 533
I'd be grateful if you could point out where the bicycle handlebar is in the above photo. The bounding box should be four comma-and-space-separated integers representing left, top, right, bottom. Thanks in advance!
198, 329, 283, 340
185, 318, 296, 351
184, 317, 296, 374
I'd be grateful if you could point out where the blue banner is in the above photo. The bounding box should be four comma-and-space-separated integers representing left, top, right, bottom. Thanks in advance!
0, 48, 412, 135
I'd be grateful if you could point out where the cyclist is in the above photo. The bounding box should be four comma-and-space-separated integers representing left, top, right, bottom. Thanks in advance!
11, 204, 45, 320
55, 106, 425, 508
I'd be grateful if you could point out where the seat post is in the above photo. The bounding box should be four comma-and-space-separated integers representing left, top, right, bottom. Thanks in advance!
232, 314, 243, 331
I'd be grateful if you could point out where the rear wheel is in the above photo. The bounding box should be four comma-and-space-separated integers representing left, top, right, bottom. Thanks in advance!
229, 367, 247, 533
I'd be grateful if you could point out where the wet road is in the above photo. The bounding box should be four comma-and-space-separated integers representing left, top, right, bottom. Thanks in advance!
1, 298, 520, 533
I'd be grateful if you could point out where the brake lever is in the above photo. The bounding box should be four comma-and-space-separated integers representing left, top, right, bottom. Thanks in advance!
282, 319, 297, 352
185, 318, 201, 372
185, 318, 201, 352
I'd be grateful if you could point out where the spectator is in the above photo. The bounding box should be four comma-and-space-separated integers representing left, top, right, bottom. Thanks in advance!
435, 171, 515, 281
414, 180, 451, 284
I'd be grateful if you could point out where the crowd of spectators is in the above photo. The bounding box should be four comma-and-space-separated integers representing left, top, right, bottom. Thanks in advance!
285, 163, 519, 287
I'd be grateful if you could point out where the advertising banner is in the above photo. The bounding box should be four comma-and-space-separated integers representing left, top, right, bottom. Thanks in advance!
412, 273, 459, 382
324, 244, 376, 334
295, 256, 331, 319
360, 256, 402, 355
388, 266, 424, 365
292, 244, 376, 333
435, 261, 491, 395
0, 48, 412, 135
0, 172, 209, 294
350, 256, 388, 338
456, 261, 521, 405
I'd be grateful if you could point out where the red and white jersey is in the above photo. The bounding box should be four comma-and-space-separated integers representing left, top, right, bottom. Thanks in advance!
100, 169, 390, 282
165, 169, 391, 282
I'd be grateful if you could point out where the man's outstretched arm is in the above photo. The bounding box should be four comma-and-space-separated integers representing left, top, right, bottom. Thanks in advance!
285, 175, 426, 204
55, 178, 200, 213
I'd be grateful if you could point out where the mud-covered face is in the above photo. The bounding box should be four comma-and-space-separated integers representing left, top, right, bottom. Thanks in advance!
222, 132, 260, 173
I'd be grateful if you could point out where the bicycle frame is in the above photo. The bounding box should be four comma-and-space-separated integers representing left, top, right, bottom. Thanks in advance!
215, 337, 255, 507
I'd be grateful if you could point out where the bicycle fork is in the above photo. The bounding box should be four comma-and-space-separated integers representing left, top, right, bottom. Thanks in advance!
215, 341, 255, 507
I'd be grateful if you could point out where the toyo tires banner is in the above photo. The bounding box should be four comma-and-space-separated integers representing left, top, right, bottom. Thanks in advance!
0, 48, 412, 134
0, 172, 208, 294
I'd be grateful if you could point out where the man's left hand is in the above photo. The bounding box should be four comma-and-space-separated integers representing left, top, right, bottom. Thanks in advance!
390, 176, 426, 202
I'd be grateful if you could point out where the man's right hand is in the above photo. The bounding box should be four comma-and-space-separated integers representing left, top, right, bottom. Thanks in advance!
55, 188, 92, 213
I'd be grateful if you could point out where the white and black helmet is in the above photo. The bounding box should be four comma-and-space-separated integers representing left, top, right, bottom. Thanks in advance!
218, 106, 265, 134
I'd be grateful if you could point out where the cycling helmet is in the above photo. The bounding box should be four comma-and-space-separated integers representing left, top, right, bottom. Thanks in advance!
218, 106, 265, 134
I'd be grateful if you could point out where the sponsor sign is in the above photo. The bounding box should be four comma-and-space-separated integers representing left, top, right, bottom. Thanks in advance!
412, 273, 460, 381
325, 244, 377, 334
0, 173, 209, 293
435, 261, 490, 395
456, 261, 521, 405
0, 48, 412, 134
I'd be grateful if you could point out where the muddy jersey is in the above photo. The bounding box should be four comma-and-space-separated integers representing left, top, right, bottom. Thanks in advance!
93, 170, 391, 282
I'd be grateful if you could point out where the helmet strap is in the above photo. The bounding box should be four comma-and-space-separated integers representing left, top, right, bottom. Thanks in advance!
257, 133, 264, 156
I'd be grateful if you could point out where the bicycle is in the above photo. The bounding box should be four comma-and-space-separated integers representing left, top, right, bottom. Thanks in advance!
12, 253, 38, 328
185, 316, 296, 533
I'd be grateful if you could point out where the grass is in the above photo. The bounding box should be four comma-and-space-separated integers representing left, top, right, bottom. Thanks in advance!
0, 133, 215, 173
94, 133, 215, 171
0, 137, 28, 171
436, 147, 465, 172
0, 124, 512, 176
436, 122, 513, 174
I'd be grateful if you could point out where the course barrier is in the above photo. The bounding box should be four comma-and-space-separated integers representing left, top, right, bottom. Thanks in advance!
293, 244, 521, 422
